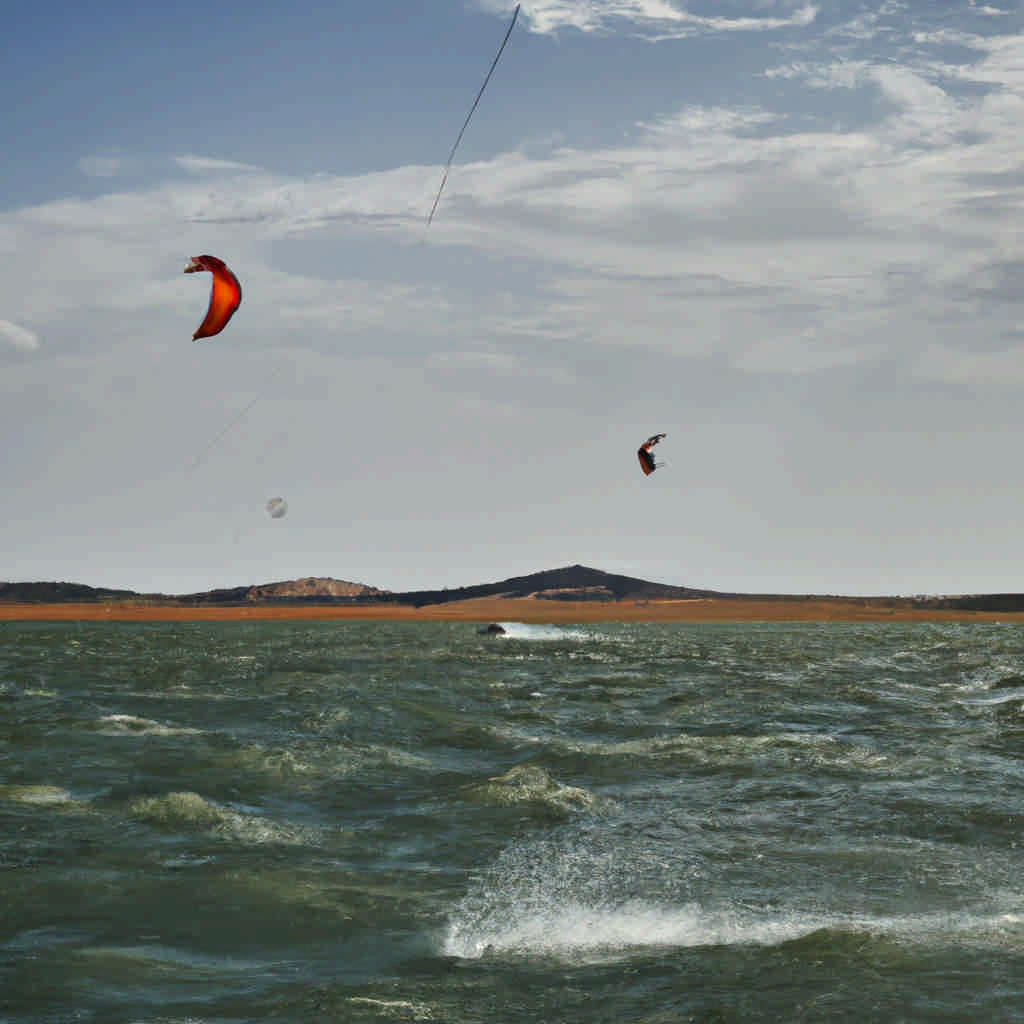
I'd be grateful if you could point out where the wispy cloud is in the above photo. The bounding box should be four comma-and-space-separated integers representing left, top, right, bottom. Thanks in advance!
174, 155, 264, 174
0, 320, 40, 350
6, 24, 1024, 388
824, 0, 907, 43
970, 1, 1012, 16
478, 0, 817, 38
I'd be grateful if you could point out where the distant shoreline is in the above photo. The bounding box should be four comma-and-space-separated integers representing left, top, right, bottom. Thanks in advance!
2, 597, 1022, 624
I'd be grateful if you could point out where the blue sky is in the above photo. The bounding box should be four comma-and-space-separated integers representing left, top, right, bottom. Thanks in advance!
4, 0, 1024, 596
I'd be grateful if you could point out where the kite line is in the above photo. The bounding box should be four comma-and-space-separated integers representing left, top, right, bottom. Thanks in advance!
187, 363, 283, 473
427, 4, 521, 225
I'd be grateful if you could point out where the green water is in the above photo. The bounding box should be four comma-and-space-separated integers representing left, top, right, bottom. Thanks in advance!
3, 620, 1024, 1021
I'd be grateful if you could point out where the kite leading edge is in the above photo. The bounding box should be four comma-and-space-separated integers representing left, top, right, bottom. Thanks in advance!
638, 433, 667, 476
184, 254, 242, 341
427, 4, 520, 225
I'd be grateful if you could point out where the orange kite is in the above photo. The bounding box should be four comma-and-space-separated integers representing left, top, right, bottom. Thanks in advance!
184, 254, 242, 340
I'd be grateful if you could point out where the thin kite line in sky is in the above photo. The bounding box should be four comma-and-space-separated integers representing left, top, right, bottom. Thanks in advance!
427, 4, 521, 226
187, 364, 283, 473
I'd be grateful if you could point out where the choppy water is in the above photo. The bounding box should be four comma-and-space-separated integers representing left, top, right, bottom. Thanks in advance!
3, 620, 1024, 1022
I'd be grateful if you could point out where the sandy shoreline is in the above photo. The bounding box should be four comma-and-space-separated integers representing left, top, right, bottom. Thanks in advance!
1, 597, 1020, 623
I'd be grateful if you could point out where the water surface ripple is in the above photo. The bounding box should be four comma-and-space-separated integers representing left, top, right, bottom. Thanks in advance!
3, 620, 1024, 1021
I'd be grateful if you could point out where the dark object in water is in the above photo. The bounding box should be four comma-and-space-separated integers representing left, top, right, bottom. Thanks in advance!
478, 623, 506, 635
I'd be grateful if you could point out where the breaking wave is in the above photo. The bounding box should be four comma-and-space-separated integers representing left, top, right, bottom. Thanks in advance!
462, 764, 598, 817
125, 790, 319, 847
493, 623, 594, 642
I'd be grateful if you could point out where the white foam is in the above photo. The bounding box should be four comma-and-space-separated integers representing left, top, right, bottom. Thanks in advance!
1, 784, 75, 806
443, 898, 1024, 961
442, 835, 1024, 961
494, 623, 593, 642
957, 689, 1024, 708
96, 714, 201, 737
443, 900, 826, 959
349, 997, 435, 1020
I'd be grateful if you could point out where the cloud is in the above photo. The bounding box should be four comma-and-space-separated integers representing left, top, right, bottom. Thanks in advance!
638, 105, 779, 135
0, 320, 40, 350
970, 1, 1012, 16
174, 155, 264, 174
6, 25, 1024, 387
764, 59, 872, 88
824, 0, 907, 43
478, 0, 817, 38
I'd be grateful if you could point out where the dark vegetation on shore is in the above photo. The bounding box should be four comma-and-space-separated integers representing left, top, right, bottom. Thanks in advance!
4, 566, 1024, 612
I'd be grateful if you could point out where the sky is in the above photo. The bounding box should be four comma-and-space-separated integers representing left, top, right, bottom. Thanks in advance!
4, 0, 1024, 597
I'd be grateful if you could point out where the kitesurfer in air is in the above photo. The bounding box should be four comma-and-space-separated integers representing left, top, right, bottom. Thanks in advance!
638, 433, 666, 476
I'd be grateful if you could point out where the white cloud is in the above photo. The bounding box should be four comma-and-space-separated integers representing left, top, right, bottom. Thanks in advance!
6, 27, 1024, 389
764, 59, 872, 88
825, 0, 907, 43
174, 155, 264, 174
0, 320, 39, 350
478, 0, 816, 38
870, 64, 964, 142
639, 105, 778, 135
647, 4, 818, 41
970, 1, 1011, 16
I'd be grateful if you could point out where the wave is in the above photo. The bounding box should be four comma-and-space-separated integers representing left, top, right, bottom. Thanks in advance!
444, 898, 826, 959
126, 790, 319, 847
348, 996, 436, 1020
462, 764, 598, 817
442, 834, 1024, 961
93, 714, 202, 737
552, 730, 892, 774
493, 623, 595, 642
444, 896, 1024, 961
0, 784, 75, 806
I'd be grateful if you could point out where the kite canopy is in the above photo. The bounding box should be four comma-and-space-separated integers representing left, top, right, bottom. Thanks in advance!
266, 497, 287, 519
184, 255, 242, 341
637, 433, 666, 476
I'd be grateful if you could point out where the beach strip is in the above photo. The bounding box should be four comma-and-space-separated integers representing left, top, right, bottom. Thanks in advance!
0, 596, 1019, 623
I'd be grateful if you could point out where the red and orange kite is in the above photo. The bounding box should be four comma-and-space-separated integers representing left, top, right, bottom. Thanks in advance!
184, 255, 242, 341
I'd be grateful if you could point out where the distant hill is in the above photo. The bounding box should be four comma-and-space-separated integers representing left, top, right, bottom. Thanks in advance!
385, 564, 727, 608
4, 567, 1024, 610
0, 567, 711, 607
0, 581, 147, 603
180, 577, 387, 605
919, 593, 1024, 612
0, 577, 385, 606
